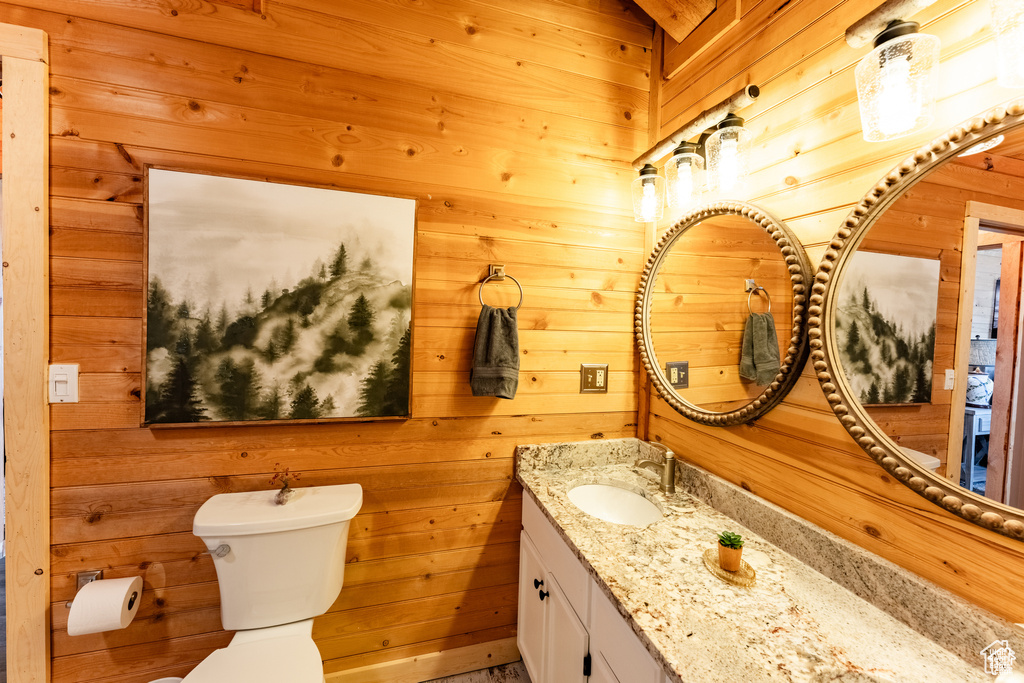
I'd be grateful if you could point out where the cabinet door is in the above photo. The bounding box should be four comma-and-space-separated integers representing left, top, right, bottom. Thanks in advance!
518, 531, 547, 681
589, 579, 663, 683
588, 652, 621, 683
543, 572, 590, 683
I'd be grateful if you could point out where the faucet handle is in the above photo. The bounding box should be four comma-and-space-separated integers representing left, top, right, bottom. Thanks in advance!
647, 441, 675, 460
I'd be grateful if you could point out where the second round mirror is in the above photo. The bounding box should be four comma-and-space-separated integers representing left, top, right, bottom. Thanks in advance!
637, 202, 811, 426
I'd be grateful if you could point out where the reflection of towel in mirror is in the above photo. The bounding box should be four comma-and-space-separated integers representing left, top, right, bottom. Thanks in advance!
470, 305, 520, 399
739, 312, 781, 386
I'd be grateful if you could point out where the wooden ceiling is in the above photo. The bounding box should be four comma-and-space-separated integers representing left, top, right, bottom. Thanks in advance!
633, 0, 717, 42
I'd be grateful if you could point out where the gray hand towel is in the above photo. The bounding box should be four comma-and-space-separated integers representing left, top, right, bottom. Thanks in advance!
471, 304, 520, 399
740, 312, 781, 386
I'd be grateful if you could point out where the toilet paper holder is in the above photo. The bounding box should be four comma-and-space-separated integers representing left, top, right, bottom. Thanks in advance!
65, 570, 138, 609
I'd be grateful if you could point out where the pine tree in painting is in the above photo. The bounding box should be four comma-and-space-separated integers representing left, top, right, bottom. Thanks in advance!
216, 357, 262, 421
349, 294, 374, 329
357, 361, 392, 417
147, 278, 176, 351
912, 363, 930, 403
155, 355, 207, 423
330, 243, 348, 279
320, 395, 337, 415
194, 313, 218, 354
290, 383, 321, 419
258, 382, 284, 420
383, 326, 411, 415
846, 321, 861, 360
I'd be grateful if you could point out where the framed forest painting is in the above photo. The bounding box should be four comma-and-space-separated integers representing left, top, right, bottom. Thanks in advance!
835, 251, 939, 406
144, 168, 415, 425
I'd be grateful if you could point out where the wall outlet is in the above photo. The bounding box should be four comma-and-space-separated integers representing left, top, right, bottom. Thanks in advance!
944, 369, 955, 390
666, 361, 689, 388
49, 364, 80, 403
580, 364, 609, 393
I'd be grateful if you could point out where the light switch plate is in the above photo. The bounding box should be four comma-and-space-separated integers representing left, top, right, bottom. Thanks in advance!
944, 368, 955, 391
49, 363, 80, 403
580, 364, 609, 393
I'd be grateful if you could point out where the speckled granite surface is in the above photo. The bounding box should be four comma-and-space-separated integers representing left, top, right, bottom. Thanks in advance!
515, 438, 998, 683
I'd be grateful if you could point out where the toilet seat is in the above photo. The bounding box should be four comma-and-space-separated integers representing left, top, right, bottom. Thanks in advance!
181, 634, 323, 682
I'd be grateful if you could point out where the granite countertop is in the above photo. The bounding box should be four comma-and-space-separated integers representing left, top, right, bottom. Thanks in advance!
515, 439, 991, 683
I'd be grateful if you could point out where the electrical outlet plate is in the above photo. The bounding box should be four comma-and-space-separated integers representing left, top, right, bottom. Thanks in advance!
580, 364, 609, 393
666, 361, 689, 388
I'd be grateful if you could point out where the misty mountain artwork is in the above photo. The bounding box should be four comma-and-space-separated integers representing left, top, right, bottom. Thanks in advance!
835, 251, 939, 406
144, 169, 415, 424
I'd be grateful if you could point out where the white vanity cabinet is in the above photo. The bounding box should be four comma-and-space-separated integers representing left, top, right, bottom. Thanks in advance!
519, 495, 668, 683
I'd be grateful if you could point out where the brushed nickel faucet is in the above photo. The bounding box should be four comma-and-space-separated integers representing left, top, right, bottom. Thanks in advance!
636, 443, 676, 494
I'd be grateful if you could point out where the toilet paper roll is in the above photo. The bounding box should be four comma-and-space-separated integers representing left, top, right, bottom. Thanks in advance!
67, 576, 143, 636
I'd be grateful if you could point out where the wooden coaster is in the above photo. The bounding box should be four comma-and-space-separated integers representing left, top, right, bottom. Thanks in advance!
702, 547, 756, 587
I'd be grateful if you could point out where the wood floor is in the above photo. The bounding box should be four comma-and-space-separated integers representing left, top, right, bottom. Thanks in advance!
423, 661, 530, 683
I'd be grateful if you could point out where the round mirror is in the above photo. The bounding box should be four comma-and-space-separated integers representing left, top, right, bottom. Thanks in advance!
811, 98, 1024, 539
636, 202, 812, 426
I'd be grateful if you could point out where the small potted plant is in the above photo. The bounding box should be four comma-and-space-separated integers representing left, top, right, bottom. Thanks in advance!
717, 530, 744, 572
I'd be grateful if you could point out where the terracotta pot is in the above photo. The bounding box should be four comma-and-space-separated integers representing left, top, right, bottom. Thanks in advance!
718, 544, 743, 572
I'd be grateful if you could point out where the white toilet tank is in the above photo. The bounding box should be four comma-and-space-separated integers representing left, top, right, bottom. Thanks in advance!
193, 483, 362, 631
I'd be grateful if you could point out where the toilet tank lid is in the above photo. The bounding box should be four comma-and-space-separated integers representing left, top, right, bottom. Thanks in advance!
193, 483, 363, 536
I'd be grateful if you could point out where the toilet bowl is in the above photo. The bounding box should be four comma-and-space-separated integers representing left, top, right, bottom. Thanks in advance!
180, 484, 363, 683
181, 621, 323, 682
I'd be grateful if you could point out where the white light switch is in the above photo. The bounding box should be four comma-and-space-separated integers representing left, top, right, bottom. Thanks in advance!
944, 369, 955, 391
49, 364, 79, 403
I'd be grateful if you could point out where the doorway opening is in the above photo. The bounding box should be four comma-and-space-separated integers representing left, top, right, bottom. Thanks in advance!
959, 211, 1024, 508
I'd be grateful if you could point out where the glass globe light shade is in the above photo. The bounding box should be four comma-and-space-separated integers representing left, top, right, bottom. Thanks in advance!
990, 0, 1024, 88
705, 116, 751, 199
666, 142, 705, 212
855, 22, 940, 142
632, 164, 665, 222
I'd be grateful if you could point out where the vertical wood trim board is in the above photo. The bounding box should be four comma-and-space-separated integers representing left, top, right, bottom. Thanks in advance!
946, 215, 979, 481
1, 23, 51, 683
652, 0, 1024, 623
0, 1, 654, 681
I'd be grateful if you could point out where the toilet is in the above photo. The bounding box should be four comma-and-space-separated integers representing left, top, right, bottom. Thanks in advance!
181, 483, 363, 682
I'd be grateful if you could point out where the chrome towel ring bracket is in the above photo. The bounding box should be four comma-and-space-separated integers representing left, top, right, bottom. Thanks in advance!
746, 286, 771, 314
479, 264, 524, 310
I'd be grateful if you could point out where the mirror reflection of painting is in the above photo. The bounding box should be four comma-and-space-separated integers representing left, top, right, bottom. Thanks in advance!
835, 252, 939, 405
145, 169, 416, 425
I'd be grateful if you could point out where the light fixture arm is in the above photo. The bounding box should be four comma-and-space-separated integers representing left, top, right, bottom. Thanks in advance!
845, 0, 936, 48
631, 85, 759, 170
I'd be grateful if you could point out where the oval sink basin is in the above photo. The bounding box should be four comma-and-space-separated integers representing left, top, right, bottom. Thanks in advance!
567, 484, 662, 526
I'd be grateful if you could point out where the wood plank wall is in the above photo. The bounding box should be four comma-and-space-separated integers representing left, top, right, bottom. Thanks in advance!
649, 0, 1024, 623
1, 1, 654, 680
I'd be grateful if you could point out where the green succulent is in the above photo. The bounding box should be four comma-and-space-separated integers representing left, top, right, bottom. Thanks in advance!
717, 531, 744, 549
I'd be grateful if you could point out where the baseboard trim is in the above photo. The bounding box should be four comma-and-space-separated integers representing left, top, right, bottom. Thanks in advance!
325, 637, 521, 683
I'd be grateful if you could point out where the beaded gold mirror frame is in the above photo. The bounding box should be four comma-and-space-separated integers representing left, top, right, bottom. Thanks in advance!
810, 99, 1024, 540
635, 201, 812, 427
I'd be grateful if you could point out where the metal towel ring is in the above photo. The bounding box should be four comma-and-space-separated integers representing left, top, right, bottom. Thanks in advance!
747, 287, 771, 314
478, 273, 524, 310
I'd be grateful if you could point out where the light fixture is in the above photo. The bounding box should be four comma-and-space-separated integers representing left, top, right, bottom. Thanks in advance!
990, 0, 1024, 87
631, 164, 665, 223
958, 134, 1005, 156
855, 20, 940, 142
665, 142, 705, 212
705, 114, 751, 199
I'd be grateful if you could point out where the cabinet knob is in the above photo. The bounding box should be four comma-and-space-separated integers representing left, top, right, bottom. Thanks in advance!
534, 579, 544, 589
539, 589, 549, 601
